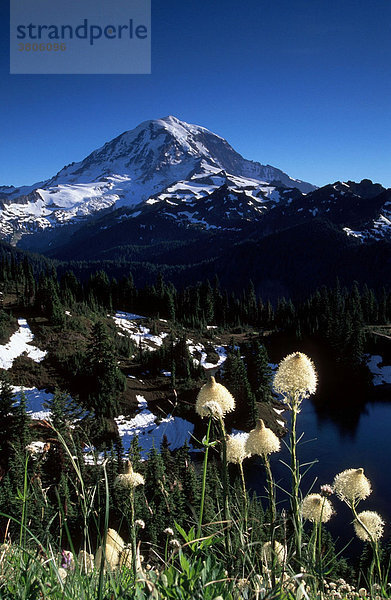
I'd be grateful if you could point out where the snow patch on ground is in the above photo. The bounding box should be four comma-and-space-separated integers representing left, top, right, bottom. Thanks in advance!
12, 383, 194, 463
367, 355, 391, 386
115, 395, 194, 459
12, 386, 54, 420
230, 429, 249, 443
0, 319, 47, 369
112, 312, 168, 350
343, 227, 365, 241
187, 340, 227, 369
113, 311, 145, 321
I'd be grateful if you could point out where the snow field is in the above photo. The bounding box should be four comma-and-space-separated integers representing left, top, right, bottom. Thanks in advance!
187, 340, 227, 369
0, 318, 47, 369
12, 386, 53, 420
115, 395, 194, 459
12, 384, 194, 463
113, 312, 168, 351
113, 313, 228, 370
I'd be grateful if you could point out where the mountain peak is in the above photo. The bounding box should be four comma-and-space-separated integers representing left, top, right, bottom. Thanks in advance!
0, 116, 317, 242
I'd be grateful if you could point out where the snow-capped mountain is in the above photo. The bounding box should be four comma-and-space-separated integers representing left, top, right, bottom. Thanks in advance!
0, 116, 315, 241
2, 116, 390, 253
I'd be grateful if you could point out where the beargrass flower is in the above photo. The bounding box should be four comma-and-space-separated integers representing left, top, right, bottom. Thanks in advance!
164, 527, 174, 536
25, 441, 45, 459
115, 461, 145, 490
135, 519, 145, 529
333, 468, 371, 504
106, 529, 125, 552
273, 352, 317, 406
320, 484, 333, 497
77, 550, 94, 574
197, 400, 223, 419
195, 376, 235, 417
95, 544, 120, 570
245, 419, 280, 456
58, 567, 68, 581
261, 540, 286, 566
354, 511, 385, 542
301, 493, 334, 523
226, 435, 249, 464
119, 546, 132, 569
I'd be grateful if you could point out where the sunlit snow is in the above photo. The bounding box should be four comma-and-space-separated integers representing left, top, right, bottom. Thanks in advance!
187, 340, 227, 369
113, 312, 168, 350
0, 319, 47, 369
115, 395, 194, 458
12, 386, 54, 420
1, 116, 314, 239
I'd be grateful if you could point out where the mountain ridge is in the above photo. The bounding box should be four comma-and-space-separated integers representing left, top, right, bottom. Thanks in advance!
0, 116, 315, 242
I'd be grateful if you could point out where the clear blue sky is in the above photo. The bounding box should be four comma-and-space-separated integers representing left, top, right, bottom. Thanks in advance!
1, 0, 390, 188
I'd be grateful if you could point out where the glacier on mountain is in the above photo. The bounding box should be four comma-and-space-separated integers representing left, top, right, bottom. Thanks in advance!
0, 115, 315, 241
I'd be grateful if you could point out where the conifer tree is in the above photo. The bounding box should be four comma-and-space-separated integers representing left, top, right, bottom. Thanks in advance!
128, 435, 143, 471
175, 443, 199, 516
245, 341, 274, 404
223, 348, 257, 429
0, 372, 18, 468
84, 321, 125, 419
14, 391, 31, 452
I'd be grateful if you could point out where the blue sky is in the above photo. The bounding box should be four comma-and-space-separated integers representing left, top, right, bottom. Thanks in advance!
1, 0, 390, 188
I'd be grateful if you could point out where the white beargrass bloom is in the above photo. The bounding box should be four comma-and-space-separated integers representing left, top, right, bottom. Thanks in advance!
333, 468, 371, 504
273, 352, 317, 406
195, 376, 235, 417
245, 419, 280, 456
354, 511, 385, 542
77, 550, 94, 574
135, 519, 145, 529
164, 527, 174, 536
118, 546, 132, 569
115, 462, 145, 489
197, 400, 223, 419
25, 441, 46, 459
58, 567, 68, 581
95, 543, 120, 570
225, 435, 249, 464
106, 528, 125, 552
261, 540, 286, 566
301, 493, 334, 523
320, 484, 333, 497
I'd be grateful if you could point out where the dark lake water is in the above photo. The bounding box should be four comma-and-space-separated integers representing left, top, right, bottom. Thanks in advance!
246, 396, 391, 557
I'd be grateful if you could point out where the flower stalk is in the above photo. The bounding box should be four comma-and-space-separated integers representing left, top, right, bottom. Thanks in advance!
197, 415, 212, 539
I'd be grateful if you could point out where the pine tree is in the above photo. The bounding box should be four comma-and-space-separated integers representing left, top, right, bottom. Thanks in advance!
14, 391, 31, 451
84, 322, 125, 418
0, 372, 18, 468
245, 341, 274, 404
47, 390, 83, 436
175, 443, 199, 516
128, 436, 143, 471
223, 348, 257, 429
